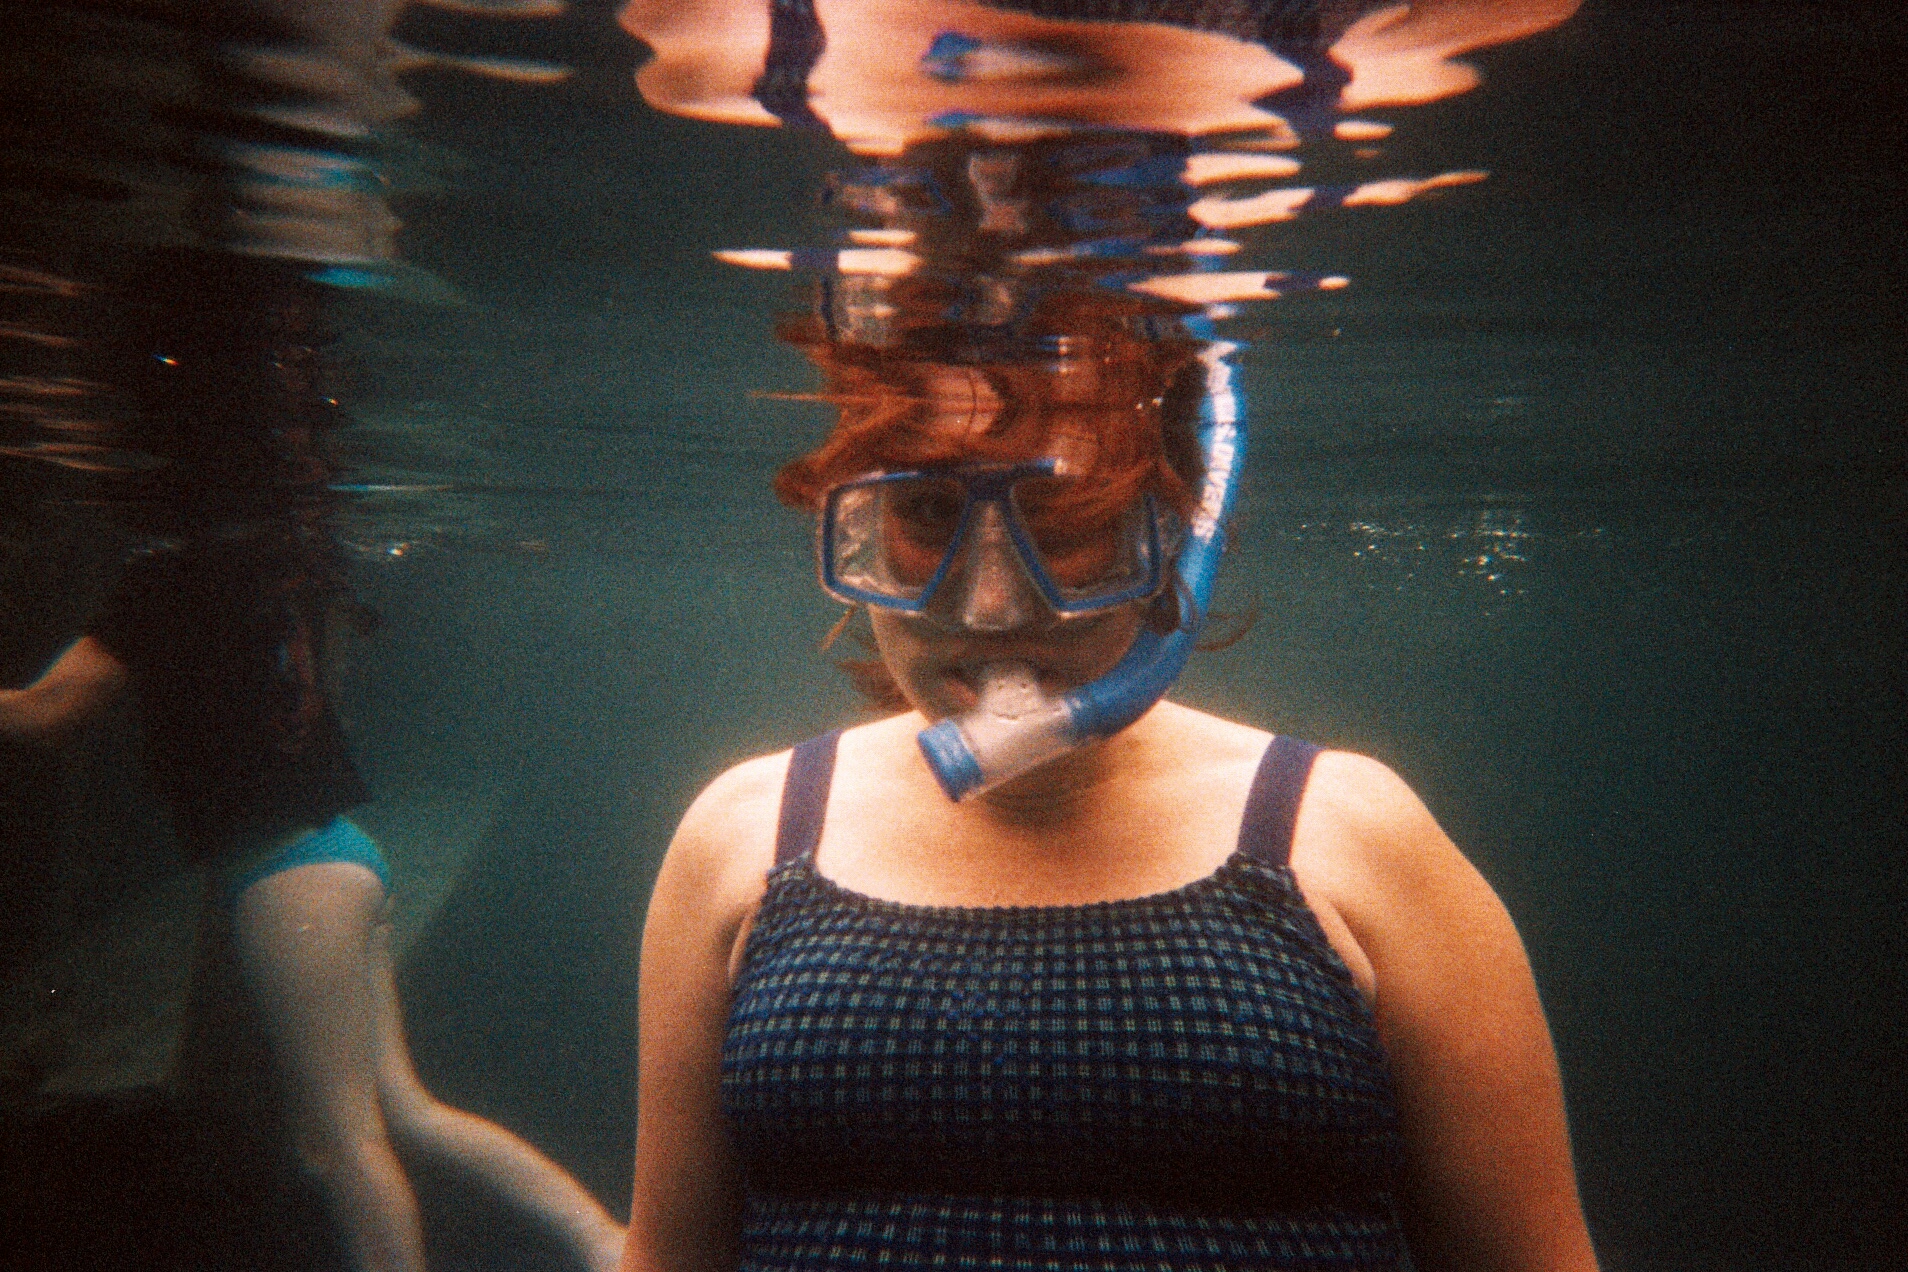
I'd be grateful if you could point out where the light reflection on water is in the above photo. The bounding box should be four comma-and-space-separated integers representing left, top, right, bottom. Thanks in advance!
1336, 507, 1535, 597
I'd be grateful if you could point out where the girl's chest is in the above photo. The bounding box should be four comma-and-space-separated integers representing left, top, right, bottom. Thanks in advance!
722, 866, 1404, 1204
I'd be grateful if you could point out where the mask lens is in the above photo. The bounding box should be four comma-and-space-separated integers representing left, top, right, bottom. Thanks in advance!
828, 476, 968, 602
1011, 475, 1155, 604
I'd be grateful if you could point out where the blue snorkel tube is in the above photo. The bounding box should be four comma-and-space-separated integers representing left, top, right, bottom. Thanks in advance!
917, 338, 1244, 801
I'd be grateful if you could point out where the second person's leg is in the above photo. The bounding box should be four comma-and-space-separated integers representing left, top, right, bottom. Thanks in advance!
234, 852, 423, 1272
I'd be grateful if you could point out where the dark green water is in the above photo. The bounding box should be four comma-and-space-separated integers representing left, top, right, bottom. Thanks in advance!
4, 2, 1904, 1270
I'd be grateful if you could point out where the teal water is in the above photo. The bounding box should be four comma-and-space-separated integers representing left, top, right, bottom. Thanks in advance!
3, 2, 1904, 1270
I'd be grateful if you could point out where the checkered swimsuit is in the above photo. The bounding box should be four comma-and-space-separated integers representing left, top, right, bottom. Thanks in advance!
723, 734, 1409, 1272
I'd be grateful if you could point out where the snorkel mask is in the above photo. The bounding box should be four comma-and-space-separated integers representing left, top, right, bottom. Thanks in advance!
819, 457, 1175, 622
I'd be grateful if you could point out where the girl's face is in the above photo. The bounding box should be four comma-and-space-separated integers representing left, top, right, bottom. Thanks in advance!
864, 503, 1150, 719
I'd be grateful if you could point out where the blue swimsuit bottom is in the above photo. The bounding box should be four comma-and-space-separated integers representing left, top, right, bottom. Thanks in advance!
219, 816, 391, 909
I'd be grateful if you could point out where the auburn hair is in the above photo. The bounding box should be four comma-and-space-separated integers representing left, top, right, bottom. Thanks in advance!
772, 292, 1208, 518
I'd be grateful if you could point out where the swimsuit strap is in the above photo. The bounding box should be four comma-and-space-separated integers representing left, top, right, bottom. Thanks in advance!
775, 729, 843, 867
1235, 734, 1323, 869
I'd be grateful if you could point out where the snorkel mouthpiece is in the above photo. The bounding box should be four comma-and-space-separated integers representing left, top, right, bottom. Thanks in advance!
919, 340, 1245, 801
919, 663, 1077, 802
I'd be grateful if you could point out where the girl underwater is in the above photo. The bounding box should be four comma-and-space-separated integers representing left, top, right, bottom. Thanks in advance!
619, 290, 1600, 1272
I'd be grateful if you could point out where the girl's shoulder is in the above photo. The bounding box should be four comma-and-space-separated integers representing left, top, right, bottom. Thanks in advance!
1289, 748, 1524, 1001
1296, 748, 1457, 875
649, 746, 795, 952
654, 715, 918, 925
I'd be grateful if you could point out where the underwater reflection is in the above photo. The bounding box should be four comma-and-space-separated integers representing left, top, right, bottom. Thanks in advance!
624, 0, 1580, 150
625, 0, 1582, 398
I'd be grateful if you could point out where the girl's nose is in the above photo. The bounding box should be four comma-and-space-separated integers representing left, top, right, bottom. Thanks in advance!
943, 502, 1049, 633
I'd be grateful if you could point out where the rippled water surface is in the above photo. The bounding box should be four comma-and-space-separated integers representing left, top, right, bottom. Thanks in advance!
3, 3, 1904, 1270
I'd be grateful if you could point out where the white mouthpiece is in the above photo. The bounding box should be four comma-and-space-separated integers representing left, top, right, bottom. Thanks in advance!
976, 661, 1048, 720
928, 661, 1075, 796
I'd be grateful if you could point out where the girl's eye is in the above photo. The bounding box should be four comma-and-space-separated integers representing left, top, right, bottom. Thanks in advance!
889, 482, 965, 540
1039, 538, 1121, 586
